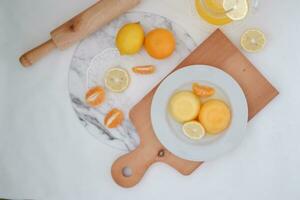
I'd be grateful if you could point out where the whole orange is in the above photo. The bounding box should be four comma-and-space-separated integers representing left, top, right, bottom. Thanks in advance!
144, 28, 176, 59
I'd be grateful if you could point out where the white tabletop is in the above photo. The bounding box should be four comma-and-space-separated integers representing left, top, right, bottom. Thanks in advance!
1, 0, 300, 199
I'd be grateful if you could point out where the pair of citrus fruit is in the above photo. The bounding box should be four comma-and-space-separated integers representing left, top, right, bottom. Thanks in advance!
116, 22, 176, 59
169, 85, 231, 140
181, 99, 231, 140
85, 85, 125, 129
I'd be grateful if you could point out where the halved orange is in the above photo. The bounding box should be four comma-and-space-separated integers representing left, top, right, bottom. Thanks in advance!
104, 108, 124, 128
85, 86, 106, 107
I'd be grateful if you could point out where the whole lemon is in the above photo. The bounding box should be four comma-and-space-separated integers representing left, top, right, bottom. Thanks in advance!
116, 22, 144, 55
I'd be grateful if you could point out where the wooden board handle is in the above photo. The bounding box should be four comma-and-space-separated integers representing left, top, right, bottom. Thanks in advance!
111, 143, 202, 187
19, 39, 56, 67
162, 152, 203, 175
111, 145, 157, 188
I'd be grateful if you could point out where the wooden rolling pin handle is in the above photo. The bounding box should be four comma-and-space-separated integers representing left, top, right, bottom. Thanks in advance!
19, 39, 57, 67
70, 18, 83, 32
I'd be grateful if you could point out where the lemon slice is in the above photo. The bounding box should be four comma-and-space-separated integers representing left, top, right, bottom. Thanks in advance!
241, 29, 266, 52
223, 0, 248, 20
182, 121, 205, 140
104, 67, 130, 92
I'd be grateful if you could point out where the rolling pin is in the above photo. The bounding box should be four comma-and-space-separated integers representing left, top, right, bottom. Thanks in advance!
19, 0, 141, 67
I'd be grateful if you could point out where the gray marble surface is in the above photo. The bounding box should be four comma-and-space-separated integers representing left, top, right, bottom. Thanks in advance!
69, 12, 196, 151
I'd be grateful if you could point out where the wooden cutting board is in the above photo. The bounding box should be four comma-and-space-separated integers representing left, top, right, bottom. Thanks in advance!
111, 29, 279, 188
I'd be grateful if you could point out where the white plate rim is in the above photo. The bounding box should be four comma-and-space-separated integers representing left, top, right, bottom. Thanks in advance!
151, 65, 248, 161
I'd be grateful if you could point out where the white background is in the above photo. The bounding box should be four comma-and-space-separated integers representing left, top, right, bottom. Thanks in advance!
1, 0, 300, 199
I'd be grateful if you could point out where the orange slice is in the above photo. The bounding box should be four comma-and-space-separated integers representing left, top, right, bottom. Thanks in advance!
192, 83, 215, 97
132, 65, 156, 74
104, 108, 124, 128
85, 86, 106, 107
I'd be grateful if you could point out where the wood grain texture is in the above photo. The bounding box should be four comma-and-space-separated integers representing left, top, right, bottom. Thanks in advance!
111, 29, 278, 188
19, 0, 141, 67
111, 93, 201, 188
51, 0, 141, 50
174, 29, 279, 119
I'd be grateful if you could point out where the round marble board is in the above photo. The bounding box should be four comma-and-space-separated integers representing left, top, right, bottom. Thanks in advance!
69, 12, 196, 152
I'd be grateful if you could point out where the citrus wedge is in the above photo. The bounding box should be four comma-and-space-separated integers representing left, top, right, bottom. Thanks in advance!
182, 121, 205, 140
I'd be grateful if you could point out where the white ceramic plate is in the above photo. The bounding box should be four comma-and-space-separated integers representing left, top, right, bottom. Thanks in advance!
151, 65, 248, 161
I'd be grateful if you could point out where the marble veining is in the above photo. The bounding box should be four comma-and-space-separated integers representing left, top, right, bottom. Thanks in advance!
69, 12, 196, 152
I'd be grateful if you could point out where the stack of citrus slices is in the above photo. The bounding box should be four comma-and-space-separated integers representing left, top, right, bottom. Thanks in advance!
168, 83, 231, 140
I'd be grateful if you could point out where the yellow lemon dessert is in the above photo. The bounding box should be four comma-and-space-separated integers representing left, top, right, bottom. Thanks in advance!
169, 91, 201, 123
198, 99, 231, 134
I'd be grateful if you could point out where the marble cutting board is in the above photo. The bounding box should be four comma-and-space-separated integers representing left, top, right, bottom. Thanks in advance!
69, 12, 198, 151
